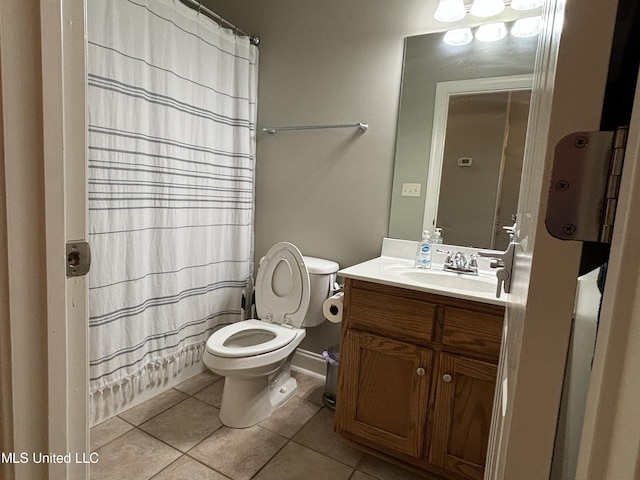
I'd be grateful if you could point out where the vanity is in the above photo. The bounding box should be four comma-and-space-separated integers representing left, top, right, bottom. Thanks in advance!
334, 239, 505, 480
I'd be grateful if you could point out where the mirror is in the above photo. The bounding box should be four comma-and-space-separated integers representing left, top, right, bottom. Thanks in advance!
388, 23, 538, 248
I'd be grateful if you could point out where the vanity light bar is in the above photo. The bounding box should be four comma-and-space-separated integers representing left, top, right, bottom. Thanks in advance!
442, 17, 541, 45
434, 0, 543, 23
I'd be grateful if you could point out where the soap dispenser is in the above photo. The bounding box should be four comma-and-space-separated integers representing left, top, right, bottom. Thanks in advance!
415, 230, 432, 269
432, 228, 443, 244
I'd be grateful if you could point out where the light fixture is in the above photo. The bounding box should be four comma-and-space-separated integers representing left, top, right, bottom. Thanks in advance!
475, 22, 507, 42
443, 28, 473, 45
433, 0, 467, 22
511, 0, 544, 11
434, 0, 467, 22
470, 0, 505, 17
511, 16, 542, 37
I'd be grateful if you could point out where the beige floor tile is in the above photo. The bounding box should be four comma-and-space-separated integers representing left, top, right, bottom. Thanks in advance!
350, 471, 378, 480
193, 378, 224, 408
356, 454, 426, 480
259, 395, 322, 438
151, 456, 229, 480
118, 388, 188, 426
139, 397, 223, 452
292, 370, 325, 406
90, 416, 134, 451
174, 370, 221, 396
293, 407, 363, 467
91, 429, 181, 480
189, 425, 287, 480
253, 442, 353, 480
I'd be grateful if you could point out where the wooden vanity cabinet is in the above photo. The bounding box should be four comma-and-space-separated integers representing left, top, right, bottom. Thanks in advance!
335, 279, 504, 480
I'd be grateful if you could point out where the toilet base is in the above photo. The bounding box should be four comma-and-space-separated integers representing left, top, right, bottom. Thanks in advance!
219, 363, 297, 428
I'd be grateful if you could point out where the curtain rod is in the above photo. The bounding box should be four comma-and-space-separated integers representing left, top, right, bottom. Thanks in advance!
178, 0, 260, 45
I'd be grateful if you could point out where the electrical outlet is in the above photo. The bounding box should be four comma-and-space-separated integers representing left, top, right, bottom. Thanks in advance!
401, 183, 421, 197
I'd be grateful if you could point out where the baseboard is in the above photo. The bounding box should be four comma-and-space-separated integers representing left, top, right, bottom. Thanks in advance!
291, 348, 326, 380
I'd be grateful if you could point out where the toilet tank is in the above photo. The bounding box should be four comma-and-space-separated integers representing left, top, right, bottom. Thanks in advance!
302, 256, 339, 327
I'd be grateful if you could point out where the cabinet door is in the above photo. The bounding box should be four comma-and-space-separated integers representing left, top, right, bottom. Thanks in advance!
337, 330, 432, 458
429, 353, 498, 480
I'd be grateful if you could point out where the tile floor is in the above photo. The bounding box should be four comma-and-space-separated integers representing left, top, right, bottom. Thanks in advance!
90, 370, 426, 480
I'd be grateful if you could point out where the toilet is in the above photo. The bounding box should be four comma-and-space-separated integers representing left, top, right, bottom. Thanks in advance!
203, 242, 339, 428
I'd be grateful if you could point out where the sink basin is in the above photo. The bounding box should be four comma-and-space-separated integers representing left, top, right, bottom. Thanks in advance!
383, 264, 497, 295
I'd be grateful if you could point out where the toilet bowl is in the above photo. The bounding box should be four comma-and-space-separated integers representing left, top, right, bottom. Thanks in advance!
203, 242, 338, 428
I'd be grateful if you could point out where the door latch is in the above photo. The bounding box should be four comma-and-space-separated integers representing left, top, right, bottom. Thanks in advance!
479, 242, 517, 298
66, 241, 91, 277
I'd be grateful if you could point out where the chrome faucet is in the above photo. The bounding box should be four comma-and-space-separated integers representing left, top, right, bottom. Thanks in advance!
438, 249, 478, 275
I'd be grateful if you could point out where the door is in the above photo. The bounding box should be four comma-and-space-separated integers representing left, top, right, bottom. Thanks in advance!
575, 76, 640, 480
40, 1, 89, 479
486, 0, 628, 479
338, 330, 432, 458
429, 353, 497, 480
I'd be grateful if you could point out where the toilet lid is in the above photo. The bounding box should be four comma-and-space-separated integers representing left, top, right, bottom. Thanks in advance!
256, 242, 310, 329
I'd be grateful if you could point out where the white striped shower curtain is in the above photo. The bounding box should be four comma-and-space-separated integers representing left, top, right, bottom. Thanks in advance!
87, 0, 257, 409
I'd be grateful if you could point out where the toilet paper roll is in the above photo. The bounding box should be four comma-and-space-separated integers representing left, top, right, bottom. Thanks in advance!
323, 292, 344, 323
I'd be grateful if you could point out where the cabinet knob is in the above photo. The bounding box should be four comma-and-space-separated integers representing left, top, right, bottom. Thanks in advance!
443, 374, 452, 383
416, 367, 426, 377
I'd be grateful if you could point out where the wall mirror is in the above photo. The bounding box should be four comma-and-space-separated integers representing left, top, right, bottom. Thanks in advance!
388, 24, 539, 248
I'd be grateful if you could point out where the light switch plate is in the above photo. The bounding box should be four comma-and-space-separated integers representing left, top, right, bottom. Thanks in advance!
401, 183, 421, 197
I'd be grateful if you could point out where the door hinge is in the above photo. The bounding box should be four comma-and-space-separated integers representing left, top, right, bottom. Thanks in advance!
545, 126, 629, 243
66, 241, 91, 277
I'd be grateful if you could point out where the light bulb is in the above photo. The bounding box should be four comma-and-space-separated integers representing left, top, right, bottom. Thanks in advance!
511, 0, 544, 11
434, 0, 467, 22
470, 0, 505, 17
511, 16, 542, 37
443, 28, 474, 45
475, 22, 507, 42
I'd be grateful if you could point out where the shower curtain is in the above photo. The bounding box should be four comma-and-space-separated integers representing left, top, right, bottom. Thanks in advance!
87, 0, 258, 403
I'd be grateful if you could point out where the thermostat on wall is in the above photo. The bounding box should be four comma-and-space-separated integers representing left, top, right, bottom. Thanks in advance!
458, 157, 473, 167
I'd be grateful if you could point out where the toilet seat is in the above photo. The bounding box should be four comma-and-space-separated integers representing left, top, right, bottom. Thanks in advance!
205, 319, 299, 358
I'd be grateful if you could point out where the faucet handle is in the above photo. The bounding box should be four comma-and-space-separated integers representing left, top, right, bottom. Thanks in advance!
437, 249, 454, 264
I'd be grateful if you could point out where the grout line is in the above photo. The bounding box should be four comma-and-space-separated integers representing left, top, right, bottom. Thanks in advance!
119, 388, 189, 427
288, 409, 362, 470
93, 372, 371, 479
147, 455, 183, 480
248, 433, 291, 480
182, 451, 233, 479
90, 422, 135, 452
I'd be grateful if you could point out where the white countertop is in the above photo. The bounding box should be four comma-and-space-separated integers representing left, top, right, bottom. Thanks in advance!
338, 238, 506, 306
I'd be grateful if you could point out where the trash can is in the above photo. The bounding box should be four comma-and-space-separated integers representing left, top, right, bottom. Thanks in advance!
322, 344, 340, 409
